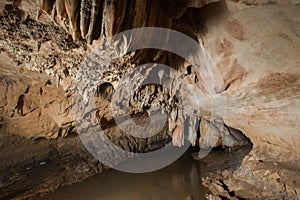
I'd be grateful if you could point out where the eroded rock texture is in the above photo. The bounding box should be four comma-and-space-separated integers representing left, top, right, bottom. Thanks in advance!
33, 0, 219, 43
197, 2, 300, 199
0, 0, 300, 199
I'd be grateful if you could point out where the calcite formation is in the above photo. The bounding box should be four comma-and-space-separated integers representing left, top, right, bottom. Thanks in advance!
198, 2, 300, 198
0, 0, 300, 199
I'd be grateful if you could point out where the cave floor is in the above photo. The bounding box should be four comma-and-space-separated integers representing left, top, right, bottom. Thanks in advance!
0, 130, 251, 200
43, 146, 251, 200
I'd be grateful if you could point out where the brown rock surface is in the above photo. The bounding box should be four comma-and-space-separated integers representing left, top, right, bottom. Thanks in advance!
0, 0, 300, 199
0, 52, 74, 139
200, 3, 300, 162
226, 0, 300, 13
197, 2, 300, 199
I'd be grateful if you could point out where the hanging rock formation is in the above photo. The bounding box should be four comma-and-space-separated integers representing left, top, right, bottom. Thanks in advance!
0, 0, 300, 199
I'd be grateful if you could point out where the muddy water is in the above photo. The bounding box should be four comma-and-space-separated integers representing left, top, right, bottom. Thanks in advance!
45, 148, 209, 200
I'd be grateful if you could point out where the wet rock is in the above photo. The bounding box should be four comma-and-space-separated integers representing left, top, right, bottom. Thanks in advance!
0, 0, 299, 199
0, 133, 105, 199
198, 3, 300, 199
184, 194, 193, 200
199, 119, 249, 150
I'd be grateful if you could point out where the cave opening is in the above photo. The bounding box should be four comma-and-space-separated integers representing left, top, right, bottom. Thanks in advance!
0, 0, 298, 199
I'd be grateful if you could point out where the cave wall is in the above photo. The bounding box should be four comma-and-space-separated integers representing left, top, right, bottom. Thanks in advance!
32, 0, 217, 42
0, 0, 299, 159
196, 2, 300, 198
194, 1, 300, 162
0, 0, 300, 198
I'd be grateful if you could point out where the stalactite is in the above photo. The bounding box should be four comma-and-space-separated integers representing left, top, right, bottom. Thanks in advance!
112, 0, 127, 34
64, 0, 80, 40
100, 0, 107, 38
188, 117, 199, 146
80, 0, 90, 38
36, 0, 41, 19
172, 124, 182, 147
32, 0, 238, 150
40, 0, 56, 15
55, 0, 67, 23
87, 0, 101, 44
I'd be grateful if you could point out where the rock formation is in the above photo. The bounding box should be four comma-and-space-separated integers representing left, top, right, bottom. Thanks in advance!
0, 0, 300, 199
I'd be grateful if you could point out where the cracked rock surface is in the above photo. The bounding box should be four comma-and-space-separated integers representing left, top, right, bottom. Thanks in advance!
0, 0, 300, 199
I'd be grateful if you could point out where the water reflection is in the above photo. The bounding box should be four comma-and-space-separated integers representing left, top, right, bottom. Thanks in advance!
45, 148, 208, 200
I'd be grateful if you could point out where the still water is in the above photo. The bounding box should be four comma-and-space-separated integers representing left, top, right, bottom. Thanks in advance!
45, 148, 208, 200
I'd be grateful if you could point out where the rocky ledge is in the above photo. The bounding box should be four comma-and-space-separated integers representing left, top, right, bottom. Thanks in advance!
0, 0, 300, 199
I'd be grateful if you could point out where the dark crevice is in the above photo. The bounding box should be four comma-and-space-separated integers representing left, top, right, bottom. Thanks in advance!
92, 0, 105, 41
15, 94, 24, 116
24, 86, 30, 94
220, 179, 235, 197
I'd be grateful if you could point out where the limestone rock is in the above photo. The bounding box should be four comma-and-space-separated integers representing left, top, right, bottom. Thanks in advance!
0, 0, 300, 199
198, 3, 300, 199
199, 3, 300, 162
226, 0, 300, 12
11, 0, 222, 43
0, 53, 74, 138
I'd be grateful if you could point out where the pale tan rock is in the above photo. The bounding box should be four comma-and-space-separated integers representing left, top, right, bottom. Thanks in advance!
0, 53, 74, 138
13, 0, 224, 43
198, 3, 300, 199
199, 4, 300, 162
199, 119, 222, 149
226, 0, 300, 13
0, 1, 300, 198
